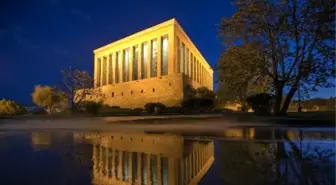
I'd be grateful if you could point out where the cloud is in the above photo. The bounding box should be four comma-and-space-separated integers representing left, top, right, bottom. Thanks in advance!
1, 26, 40, 50
71, 9, 91, 21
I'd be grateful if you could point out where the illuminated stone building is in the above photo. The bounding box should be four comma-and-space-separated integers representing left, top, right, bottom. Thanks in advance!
92, 18, 213, 108
74, 132, 214, 185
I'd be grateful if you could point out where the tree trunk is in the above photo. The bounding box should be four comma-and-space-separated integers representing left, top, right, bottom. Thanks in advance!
280, 85, 298, 115
274, 82, 284, 116
47, 106, 52, 114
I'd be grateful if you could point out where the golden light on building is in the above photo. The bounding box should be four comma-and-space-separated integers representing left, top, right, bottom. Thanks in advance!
90, 18, 213, 108
74, 132, 215, 185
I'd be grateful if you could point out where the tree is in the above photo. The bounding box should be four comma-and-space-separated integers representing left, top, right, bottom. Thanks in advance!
195, 86, 216, 99
60, 67, 101, 111
32, 85, 68, 114
217, 44, 272, 108
218, 0, 335, 115
0, 99, 26, 116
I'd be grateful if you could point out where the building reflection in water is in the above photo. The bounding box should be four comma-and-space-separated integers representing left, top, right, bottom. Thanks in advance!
74, 132, 214, 185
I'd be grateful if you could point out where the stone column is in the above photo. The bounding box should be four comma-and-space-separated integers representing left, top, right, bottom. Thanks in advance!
128, 152, 133, 181
111, 149, 116, 179
100, 58, 104, 86
118, 150, 123, 180
211, 73, 213, 90
107, 55, 111, 84
111, 54, 115, 85
105, 147, 109, 179
168, 158, 176, 185
146, 154, 151, 185
99, 146, 103, 178
157, 155, 162, 185
185, 50, 188, 77
188, 52, 192, 78
157, 37, 162, 76
194, 58, 197, 81
120, 51, 124, 83
138, 44, 142, 80
188, 154, 192, 181
195, 60, 198, 83
93, 144, 97, 173
94, 57, 98, 87
202, 66, 204, 86
175, 38, 180, 74
191, 56, 194, 80
129, 48, 134, 81
137, 153, 142, 184
147, 41, 151, 78
179, 158, 184, 185
205, 68, 207, 87
200, 65, 202, 86
168, 30, 175, 75
198, 64, 200, 85
105, 56, 109, 86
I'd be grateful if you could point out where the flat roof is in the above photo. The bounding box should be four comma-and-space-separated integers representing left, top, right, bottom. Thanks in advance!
93, 18, 176, 53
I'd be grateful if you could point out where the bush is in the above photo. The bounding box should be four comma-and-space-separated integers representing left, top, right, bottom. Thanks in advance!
164, 106, 184, 114
82, 101, 102, 115
0, 99, 27, 116
31, 108, 48, 115
153, 103, 166, 115
182, 98, 214, 112
133, 108, 144, 114
246, 93, 274, 116
144, 103, 156, 114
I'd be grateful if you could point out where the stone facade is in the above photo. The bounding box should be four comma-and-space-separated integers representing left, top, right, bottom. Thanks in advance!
91, 18, 213, 108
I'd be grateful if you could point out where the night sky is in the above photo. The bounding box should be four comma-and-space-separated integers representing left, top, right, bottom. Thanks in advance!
0, 0, 334, 106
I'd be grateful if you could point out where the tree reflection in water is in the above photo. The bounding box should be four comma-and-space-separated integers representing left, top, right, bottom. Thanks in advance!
217, 128, 335, 185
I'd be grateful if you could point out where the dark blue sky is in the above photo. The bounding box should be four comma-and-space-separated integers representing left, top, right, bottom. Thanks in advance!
0, 0, 334, 106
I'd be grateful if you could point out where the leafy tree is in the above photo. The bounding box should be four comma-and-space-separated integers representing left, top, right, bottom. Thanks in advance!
0, 99, 26, 116
195, 86, 216, 99
218, 0, 335, 115
246, 93, 274, 116
31, 85, 68, 114
217, 44, 272, 108
60, 67, 101, 111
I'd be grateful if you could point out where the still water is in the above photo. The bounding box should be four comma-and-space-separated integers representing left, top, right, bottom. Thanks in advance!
0, 127, 334, 185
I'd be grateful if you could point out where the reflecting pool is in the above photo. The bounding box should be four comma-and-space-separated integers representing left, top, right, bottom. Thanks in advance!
0, 127, 334, 185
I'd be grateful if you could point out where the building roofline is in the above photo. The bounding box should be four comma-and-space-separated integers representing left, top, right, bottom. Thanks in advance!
174, 21, 212, 72
93, 18, 176, 54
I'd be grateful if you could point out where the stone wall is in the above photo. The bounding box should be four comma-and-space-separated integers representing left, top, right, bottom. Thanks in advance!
90, 73, 185, 108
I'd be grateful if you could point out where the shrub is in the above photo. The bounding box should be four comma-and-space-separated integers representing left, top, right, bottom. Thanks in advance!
182, 98, 214, 111
82, 101, 102, 115
165, 106, 184, 114
153, 103, 166, 115
133, 108, 144, 114
0, 99, 27, 116
246, 93, 274, 116
31, 108, 48, 115
144, 103, 156, 114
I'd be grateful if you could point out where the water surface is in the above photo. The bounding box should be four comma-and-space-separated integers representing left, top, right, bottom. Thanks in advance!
0, 127, 334, 185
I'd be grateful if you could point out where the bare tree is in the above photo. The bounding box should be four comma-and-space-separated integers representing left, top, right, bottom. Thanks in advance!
60, 67, 101, 111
